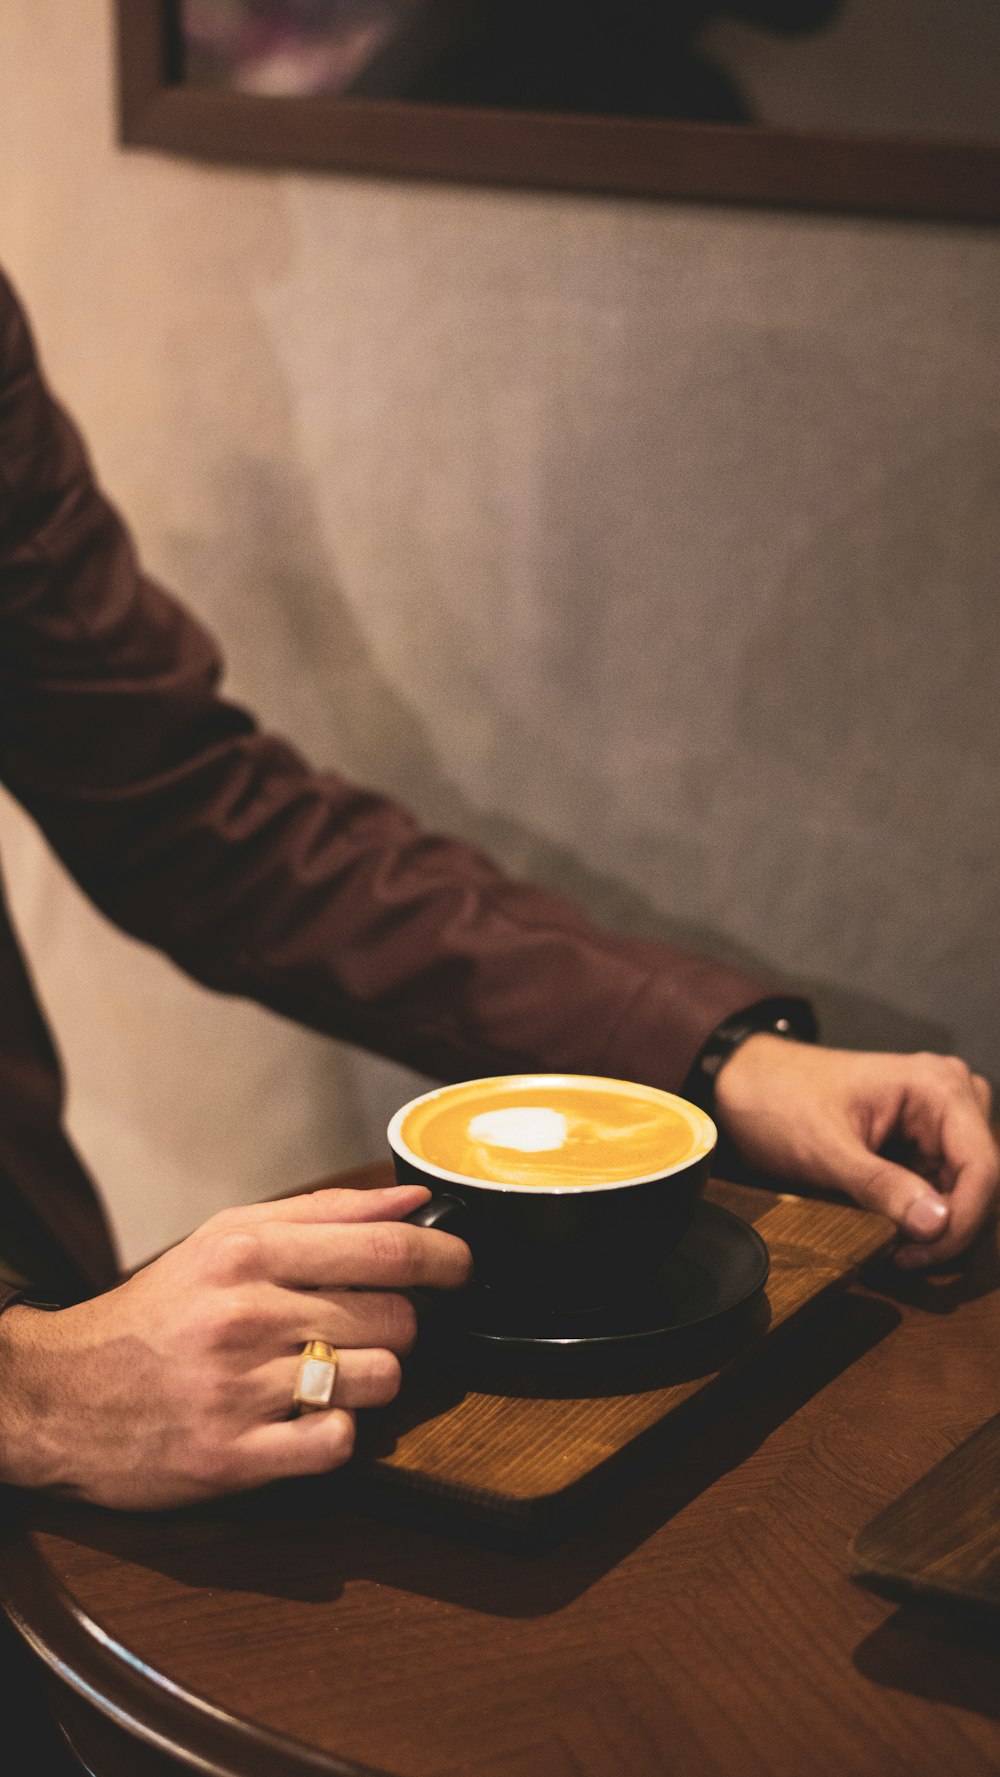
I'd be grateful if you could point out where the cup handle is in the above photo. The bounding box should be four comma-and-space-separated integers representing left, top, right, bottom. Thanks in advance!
405, 1194, 465, 1232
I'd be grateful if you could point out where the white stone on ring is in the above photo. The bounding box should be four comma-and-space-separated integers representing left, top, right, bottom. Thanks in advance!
293, 1339, 339, 1412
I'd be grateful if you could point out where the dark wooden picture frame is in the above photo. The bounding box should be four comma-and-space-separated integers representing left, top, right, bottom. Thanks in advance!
117, 0, 1000, 222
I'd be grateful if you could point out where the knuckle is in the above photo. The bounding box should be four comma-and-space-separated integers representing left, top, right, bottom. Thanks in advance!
191, 1287, 265, 1355
219, 1290, 266, 1351
383, 1351, 404, 1402
911, 1051, 940, 1082
187, 1300, 229, 1356
920, 1051, 968, 1084
452, 1235, 474, 1284
202, 1229, 264, 1285
369, 1350, 403, 1405
384, 1292, 418, 1352
853, 1161, 900, 1215
326, 1410, 356, 1465
365, 1221, 412, 1279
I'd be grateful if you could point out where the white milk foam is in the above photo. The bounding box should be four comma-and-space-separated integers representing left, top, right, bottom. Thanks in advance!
467, 1107, 569, 1153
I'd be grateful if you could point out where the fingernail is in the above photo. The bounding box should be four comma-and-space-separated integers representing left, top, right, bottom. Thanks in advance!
903, 1196, 948, 1240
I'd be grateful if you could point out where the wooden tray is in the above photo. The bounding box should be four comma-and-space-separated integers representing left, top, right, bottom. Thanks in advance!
354, 1177, 895, 1538
852, 1409, 1000, 1618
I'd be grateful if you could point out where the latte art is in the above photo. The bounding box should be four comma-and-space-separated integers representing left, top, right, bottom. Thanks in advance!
388, 1074, 717, 1318
399, 1075, 712, 1188
467, 1107, 568, 1152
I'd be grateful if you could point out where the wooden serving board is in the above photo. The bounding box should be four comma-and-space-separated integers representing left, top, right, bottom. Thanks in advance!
852, 1409, 1000, 1617
353, 1176, 895, 1538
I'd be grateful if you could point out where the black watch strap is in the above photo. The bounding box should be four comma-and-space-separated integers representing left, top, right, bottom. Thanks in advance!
683, 996, 818, 1117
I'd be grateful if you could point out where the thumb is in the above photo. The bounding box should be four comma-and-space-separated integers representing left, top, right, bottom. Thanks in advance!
836, 1147, 949, 1242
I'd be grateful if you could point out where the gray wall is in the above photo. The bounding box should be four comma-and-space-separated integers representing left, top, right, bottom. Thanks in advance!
1, 0, 997, 1264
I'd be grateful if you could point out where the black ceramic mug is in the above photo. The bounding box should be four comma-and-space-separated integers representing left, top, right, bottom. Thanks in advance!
389, 1073, 716, 1326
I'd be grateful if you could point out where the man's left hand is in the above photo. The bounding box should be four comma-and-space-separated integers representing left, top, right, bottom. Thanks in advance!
713, 1035, 999, 1268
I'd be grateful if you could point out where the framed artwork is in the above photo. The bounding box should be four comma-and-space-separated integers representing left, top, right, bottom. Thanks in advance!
116, 1, 1000, 221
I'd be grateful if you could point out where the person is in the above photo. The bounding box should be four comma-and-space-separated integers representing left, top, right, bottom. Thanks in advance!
0, 266, 995, 1511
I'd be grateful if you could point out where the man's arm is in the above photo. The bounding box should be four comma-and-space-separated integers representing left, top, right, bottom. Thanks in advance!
0, 268, 774, 1099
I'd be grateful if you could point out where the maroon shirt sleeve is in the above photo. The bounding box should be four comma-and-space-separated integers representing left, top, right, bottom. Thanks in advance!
0, 267, 791, 1104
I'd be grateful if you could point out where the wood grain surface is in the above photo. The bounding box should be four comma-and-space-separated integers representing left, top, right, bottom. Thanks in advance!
853, 1409, 1000, 1617
3, 1163, 1000, 1777
358, 1175, 895, 1531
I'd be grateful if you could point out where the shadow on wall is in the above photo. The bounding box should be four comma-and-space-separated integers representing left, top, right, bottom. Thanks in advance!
732, 427, 1000, 1076
175, 446, 954, 1069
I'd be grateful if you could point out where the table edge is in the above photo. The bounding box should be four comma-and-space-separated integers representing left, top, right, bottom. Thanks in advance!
0, 1517, 389, 1777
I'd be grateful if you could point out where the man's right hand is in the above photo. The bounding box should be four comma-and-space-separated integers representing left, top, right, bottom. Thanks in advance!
0, 1183, 470, 1510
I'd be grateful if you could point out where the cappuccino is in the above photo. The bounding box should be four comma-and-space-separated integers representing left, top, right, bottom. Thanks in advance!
396, 1074, 713, 1190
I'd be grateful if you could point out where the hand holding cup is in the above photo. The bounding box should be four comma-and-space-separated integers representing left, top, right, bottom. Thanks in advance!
0, 1183, 470, 1510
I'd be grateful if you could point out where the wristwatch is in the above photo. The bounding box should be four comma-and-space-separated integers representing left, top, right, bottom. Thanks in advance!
683, 996, 818, 1119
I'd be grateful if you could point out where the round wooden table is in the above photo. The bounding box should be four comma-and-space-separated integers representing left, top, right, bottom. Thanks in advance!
2, 1164, 999, 1777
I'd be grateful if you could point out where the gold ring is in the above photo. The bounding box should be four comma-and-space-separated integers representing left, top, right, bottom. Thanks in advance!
293, 1339, 339, 1413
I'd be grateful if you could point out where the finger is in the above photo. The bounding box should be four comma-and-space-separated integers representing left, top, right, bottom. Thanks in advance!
216, 1184, 430, 1228
269, 1285, 418, 1354
901, 1070, 996, 1191
233, 1410, 359, 1486
258, 1349, 403, 1416
827, 1141, 951, 1244
253, 1218, 472, 1292
896, 1107, 1000, 1270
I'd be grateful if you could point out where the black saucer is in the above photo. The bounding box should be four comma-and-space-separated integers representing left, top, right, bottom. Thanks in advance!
428, 1201, 770, 1367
